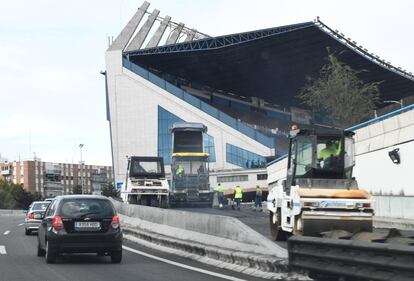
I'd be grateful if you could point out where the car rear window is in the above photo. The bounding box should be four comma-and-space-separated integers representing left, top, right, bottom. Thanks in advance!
31, 202, 50, 211
59, 199, 115, 218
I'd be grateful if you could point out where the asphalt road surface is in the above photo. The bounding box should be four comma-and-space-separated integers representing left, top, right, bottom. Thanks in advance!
0, 212, 270, 281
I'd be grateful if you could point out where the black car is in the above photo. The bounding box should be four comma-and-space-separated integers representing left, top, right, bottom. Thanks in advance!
37, 195, 123, 264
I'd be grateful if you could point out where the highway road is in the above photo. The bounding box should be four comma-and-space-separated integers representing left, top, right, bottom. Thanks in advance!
0, 212, 271, 281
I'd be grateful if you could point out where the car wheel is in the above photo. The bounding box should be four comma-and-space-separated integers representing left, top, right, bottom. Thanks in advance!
110, 250, 122, 263
37, 241, 45, 257
25, 228, 31, 235
45, 241, 57, 264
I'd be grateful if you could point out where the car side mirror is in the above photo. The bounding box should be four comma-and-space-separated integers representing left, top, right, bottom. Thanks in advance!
23, 210, 28, 214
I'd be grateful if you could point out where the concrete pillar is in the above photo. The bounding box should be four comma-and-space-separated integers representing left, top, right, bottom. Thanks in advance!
108, 1, 150, 51
146, 15, 171, 48
166, 23, 184, 45
125, 9, 160, 51
184, 29, 197, 42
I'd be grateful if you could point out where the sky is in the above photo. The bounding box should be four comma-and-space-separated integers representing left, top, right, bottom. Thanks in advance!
0, 0, 413, 166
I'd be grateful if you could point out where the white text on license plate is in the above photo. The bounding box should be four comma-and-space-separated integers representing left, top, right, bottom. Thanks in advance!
75, 221, 100, 229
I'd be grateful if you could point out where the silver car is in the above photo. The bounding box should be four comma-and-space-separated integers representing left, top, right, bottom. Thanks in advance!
25, 201, 50, 235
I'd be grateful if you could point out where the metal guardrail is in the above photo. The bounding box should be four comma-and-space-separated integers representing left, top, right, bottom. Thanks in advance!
288, 236, 414, 281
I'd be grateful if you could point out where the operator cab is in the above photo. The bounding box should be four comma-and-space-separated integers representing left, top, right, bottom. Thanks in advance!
287, 126, 356, 190
128, 157, 165, 180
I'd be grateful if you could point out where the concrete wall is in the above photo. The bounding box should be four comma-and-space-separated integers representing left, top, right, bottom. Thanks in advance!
111, 199, 286, 258
373, 195, 414, 220
353, 107, 414, 195
105, 51, 273, 186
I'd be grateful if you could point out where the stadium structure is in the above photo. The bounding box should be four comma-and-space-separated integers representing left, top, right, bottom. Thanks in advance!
105, 1, 414, 190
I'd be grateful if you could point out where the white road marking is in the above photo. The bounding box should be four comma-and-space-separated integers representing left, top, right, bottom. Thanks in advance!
3, 231, 10, 235
18, 223, 24, 226
0, 246, 6, 254
122, 245, 246, 281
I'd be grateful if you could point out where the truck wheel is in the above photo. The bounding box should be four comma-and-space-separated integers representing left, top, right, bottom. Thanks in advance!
128, 195, 138, 204
150, 197, 158, 207
140, 197, 147, 206
269, 210, 287, 241
160, 197, 169, 209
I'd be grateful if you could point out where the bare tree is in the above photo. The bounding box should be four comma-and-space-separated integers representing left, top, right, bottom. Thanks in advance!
299, 49, 381, 128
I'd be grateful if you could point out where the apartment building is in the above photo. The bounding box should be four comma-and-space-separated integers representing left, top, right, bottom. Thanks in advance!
0, 160, 113, 197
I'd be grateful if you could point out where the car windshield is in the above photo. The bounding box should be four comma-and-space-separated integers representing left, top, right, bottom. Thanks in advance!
60, 199, 115, 218
31, 202, 50, 211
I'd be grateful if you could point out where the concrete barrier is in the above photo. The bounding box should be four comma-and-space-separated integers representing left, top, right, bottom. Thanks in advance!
0, 209, 25, 215
373, 195, 414, 220
110, 199, 311, 279
110, 199, 287, 258
374, 216, 414, 231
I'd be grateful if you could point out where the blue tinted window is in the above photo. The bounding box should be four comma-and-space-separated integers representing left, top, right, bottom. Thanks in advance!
226, 143, 266, 168
158, 107, 183, 165
203, 134, 216, 162
158, 106, 216, 164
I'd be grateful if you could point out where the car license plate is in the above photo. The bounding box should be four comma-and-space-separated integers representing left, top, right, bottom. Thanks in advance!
74, 221, 100, 230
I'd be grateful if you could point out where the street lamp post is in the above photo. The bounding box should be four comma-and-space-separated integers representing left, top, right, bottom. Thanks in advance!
384, 99, 404, 108
79, 144, 84, 194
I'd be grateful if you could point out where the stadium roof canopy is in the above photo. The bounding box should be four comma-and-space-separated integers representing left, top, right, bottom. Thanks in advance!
125, 20, 414, 107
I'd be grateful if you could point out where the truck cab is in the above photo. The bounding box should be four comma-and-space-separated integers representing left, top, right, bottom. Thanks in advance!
267, 127, 373, 240
123, 156, 169, 208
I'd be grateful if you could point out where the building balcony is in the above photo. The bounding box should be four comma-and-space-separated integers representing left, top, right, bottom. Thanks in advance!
45, 163, 62, 175
1, 170, 11, 176
91, 174, 108, 183
44, 181, 64, 191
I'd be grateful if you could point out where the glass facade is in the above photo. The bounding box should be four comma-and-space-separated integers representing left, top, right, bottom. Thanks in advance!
226, 143, 266, 168
203, 134, 215, 162
158, 106, 216, 164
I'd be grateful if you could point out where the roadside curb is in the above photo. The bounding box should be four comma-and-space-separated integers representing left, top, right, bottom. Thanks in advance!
123, 227, 309, 281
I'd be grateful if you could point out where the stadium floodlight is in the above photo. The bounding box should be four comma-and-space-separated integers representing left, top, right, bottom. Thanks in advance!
388, 148, 400, 164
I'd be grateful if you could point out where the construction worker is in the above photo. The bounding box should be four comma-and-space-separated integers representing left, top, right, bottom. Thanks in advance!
254, 185, 263, 212
175, 165, 184, 177
234, 185, 243, 211
318, 140, 341, 169
216, 183, 225, 209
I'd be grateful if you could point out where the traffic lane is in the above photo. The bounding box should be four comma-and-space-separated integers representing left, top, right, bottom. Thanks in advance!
0, 214, 269, 281
0, 211, 25, 235
122, 239, 271, 281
